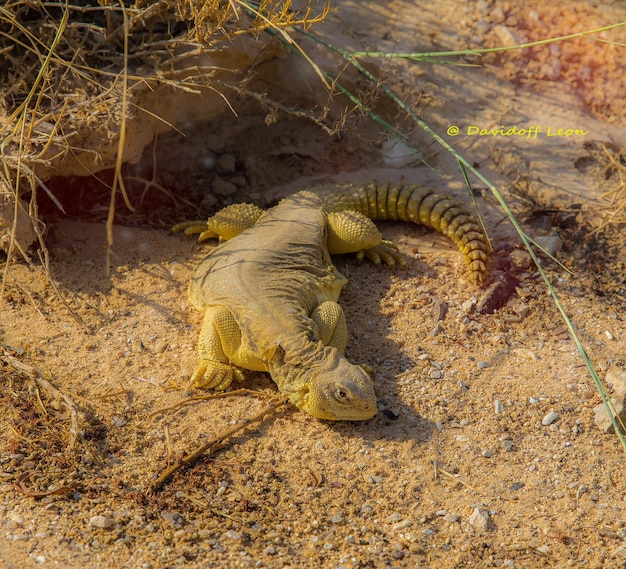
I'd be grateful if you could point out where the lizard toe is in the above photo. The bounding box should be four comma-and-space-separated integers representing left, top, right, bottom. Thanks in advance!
188, 360, 244, 391
361, 242, 407, 266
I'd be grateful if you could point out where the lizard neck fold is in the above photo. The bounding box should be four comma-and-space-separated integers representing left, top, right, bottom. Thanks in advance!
266, 338, 331, 401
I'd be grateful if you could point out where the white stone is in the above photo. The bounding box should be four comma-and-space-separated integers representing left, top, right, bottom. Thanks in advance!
468, 507, 491, 532
89, 515, 115, 529
542, 411, 559, 426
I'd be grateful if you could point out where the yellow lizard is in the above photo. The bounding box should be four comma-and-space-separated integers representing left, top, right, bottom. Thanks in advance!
174, 182, 489, 420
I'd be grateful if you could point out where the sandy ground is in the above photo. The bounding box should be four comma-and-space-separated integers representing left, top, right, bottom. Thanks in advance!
2, 1, 626, 568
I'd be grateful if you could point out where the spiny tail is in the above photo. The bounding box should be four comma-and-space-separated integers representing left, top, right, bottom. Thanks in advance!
315, 182, 490, 285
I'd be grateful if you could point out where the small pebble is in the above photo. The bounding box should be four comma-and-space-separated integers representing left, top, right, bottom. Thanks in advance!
509, 299, 530, 319
331, 513, 343, 524
211, 177, 238, 197
477, 361, 490, 369
501, 440, 514, 452
392, 519, 413, 531
534, 235, 562, 257
509, 249, 532, 269
8, 512, 25, 526
494, 399, 505, 414
430, 323, 443, 337
482, 449, 493, 458
111, 416, 126, 427
542, 411, 559, 426
444, 513, 459, 523
468, 507, 491, 532
215, 153, 236, 174
89, 515, 115, 529
161, 511, 184, 528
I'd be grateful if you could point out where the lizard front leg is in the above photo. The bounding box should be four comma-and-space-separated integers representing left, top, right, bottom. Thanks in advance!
311, 301, 348, 353
311, 301, 375, 378
173, 203, 265, 242
187, 305, 247, 393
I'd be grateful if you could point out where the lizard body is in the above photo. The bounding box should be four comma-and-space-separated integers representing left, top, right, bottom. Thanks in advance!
175, 182, 489, 420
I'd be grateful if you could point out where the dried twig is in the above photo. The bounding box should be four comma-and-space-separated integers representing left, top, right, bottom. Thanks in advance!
14, 471, 79, 500
152, 396, 290, 489
433, 460, 479, 493
148, 388, 279, 419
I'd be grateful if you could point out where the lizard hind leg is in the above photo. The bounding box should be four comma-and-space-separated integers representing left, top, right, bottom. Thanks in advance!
327, 210, 381, 255
187, 305, 247, 393
327, 211, 407, 266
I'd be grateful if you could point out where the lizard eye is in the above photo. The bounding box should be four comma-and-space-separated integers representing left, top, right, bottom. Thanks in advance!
335, 388, 351, 402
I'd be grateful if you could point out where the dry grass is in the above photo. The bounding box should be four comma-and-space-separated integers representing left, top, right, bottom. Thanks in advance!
0, 0, 331, 282
0, 352, 99, 461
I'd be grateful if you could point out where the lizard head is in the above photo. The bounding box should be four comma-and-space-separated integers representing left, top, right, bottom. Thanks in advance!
297, 353, 378, 421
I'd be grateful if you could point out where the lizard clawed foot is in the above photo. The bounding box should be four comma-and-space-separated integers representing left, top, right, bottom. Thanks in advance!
171, 221, 219, 243
356, 240, 407, 266
185, 360, 246, 394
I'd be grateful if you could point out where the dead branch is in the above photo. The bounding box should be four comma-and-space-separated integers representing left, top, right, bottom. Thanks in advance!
152, 395, 290, 489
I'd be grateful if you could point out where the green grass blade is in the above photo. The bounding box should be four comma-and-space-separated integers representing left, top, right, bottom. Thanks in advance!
347, 21, 626, 60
